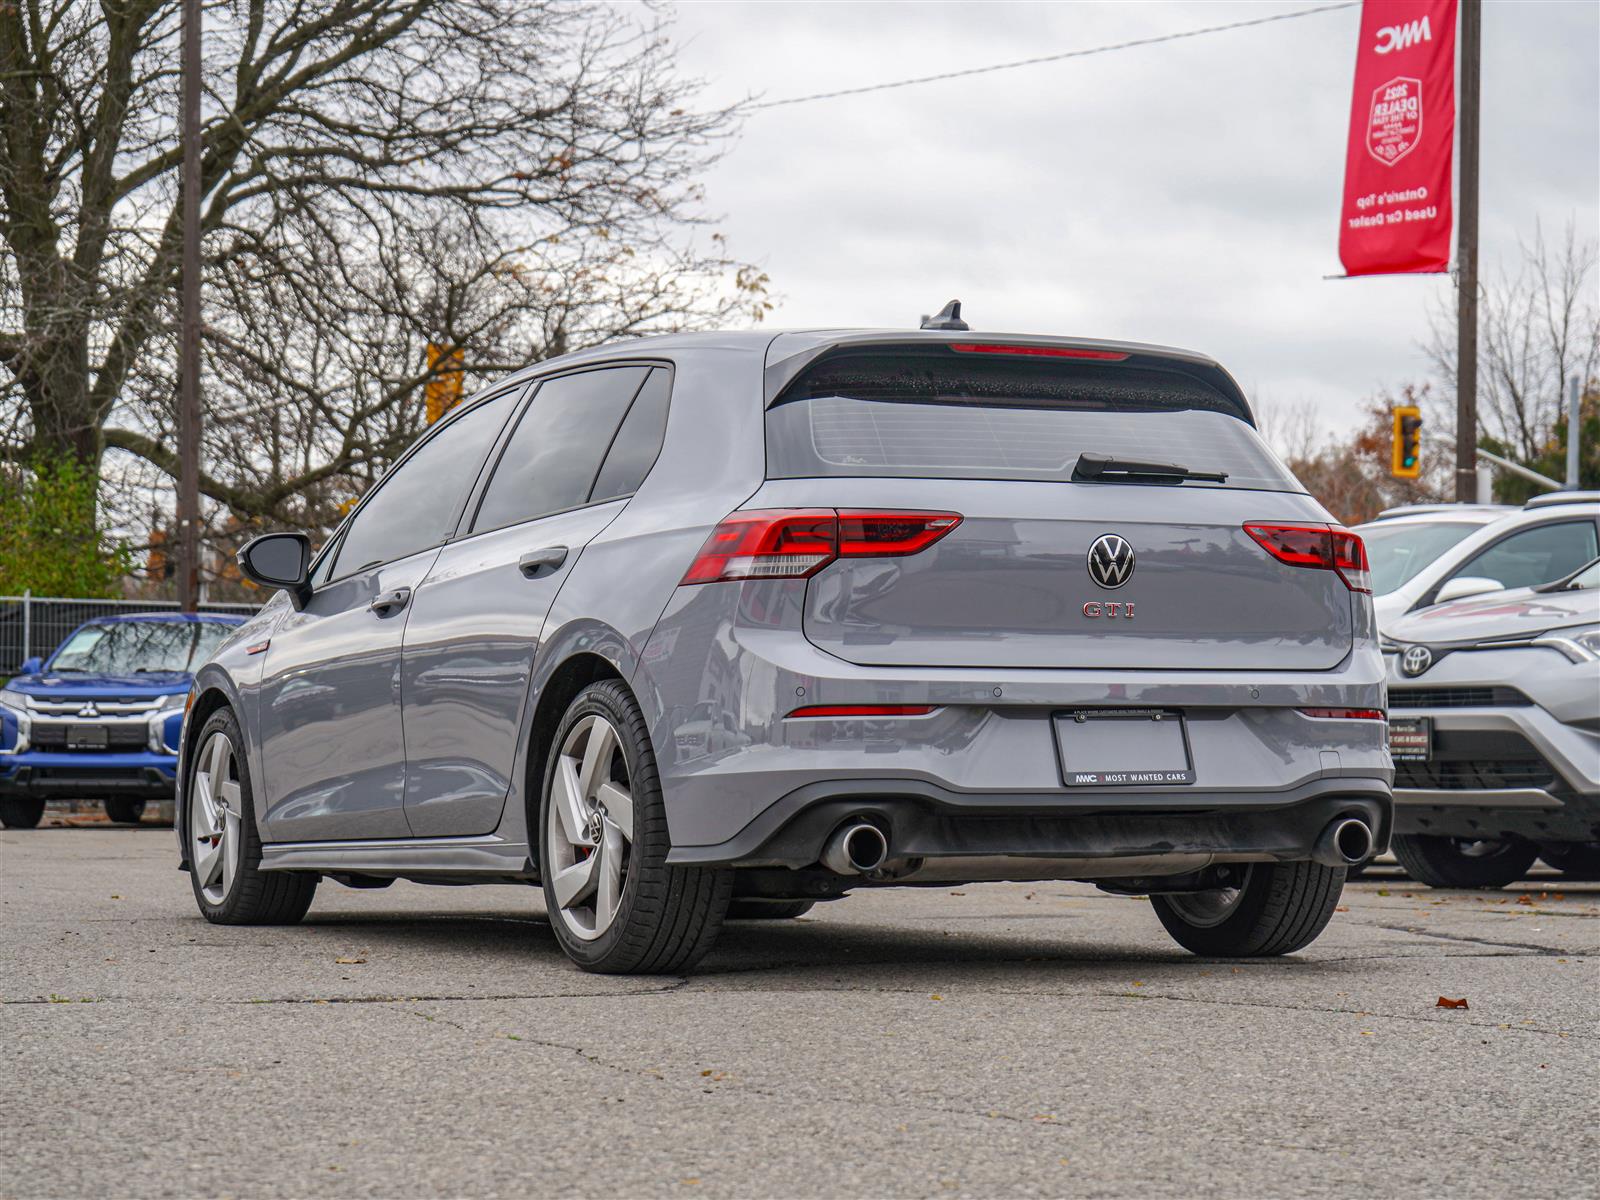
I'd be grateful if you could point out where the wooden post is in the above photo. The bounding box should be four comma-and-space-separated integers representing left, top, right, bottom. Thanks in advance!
1454, 0, 1481, 502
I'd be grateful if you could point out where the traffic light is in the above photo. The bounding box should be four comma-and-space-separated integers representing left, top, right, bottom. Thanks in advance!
1392, 406, 1422, 478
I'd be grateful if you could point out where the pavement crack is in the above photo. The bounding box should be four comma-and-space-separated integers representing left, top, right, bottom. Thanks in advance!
1369, 923, 1579, 956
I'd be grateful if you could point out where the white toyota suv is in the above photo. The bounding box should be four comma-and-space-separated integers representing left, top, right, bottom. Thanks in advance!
1358, 493, 1600, 628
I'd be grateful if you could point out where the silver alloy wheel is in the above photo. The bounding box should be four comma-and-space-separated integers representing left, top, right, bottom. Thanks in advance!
546, 714, 635, 941
1164, 866, 1253, 928
190, 731, 242, 906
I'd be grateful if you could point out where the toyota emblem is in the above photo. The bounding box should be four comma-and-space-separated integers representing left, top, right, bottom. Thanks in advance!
1400, 645, 1433, 677
1086, 534, 1135, 589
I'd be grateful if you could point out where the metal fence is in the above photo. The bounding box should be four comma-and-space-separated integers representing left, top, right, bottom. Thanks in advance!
0, 593, 260, 675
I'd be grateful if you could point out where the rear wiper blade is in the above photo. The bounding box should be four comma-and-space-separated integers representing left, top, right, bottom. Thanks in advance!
1072, 452, 1228, 484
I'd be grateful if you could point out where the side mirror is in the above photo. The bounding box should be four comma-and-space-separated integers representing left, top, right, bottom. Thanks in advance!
238, 532, 312, 609
19, 656, 43, 675
1435, 575, 1503, 604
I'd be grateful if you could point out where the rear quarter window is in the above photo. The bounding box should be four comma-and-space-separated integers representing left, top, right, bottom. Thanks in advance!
765, 347, 1300, 493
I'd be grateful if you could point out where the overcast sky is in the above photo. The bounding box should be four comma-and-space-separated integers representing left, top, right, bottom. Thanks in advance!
666, 0, 1599, 442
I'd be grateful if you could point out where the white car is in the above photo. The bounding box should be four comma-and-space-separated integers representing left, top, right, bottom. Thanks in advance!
1383, 557, 1600, 887
1358, 492, 1600, 628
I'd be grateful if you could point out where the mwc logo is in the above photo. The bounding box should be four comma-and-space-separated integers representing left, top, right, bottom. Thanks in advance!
1374, 16, 1432, 54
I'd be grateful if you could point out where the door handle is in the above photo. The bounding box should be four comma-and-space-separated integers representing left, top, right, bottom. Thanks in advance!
519, 546, 569, 577
368, 586, 412, 616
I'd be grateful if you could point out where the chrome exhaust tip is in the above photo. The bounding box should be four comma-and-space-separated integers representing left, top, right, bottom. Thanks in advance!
1313, 818, 1374, 868
821, 822, 889, 875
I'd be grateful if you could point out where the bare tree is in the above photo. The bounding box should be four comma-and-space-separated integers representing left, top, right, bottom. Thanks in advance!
0, 1, 767, 579
1264, 388, 1451, 526
1425, 221, 1599, 460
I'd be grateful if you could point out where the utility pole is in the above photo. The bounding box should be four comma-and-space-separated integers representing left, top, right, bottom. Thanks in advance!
1454, 0, 1481, 502
177, 0, 203, 609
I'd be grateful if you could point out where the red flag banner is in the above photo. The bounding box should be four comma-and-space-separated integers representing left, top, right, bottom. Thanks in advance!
1338, 0, 1457, 275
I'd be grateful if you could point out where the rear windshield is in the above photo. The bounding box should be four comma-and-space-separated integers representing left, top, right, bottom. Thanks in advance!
766, 349, 1300, 492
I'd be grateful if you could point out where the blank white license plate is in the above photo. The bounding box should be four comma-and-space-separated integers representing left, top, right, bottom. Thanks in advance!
1055, 709, 1195, 787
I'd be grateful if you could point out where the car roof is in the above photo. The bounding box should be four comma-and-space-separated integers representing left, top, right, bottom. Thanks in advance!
483, 327, 1254, 420
80, 612, 247, 626
1358, 507, 1509, 529
1368, 503, 1510, 522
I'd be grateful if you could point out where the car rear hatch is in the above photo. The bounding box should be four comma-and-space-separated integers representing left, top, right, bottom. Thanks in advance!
756, 340, 1361, 672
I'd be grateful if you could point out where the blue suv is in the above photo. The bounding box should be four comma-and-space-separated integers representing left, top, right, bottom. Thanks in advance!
0, 613, 245, 828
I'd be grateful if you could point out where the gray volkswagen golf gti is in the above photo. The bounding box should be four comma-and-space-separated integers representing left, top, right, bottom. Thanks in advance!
181, 323, 1393, 973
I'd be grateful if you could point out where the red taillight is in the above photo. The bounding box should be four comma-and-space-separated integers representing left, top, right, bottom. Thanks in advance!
678, 509, 836, 585
681, 510, 961, 585
1330, 528, 1371, 594
787, 704, 936, 719
837, 512, 961, 556
1243, 523, 1372, 593
948, 342, 1129, 361
1299, 708, 1386, 720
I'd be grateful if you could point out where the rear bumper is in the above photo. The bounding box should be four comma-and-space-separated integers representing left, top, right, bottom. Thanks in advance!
667, 776, 1391, 871
0, 752, 177, 799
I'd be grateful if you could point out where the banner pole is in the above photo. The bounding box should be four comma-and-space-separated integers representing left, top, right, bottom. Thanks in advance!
1454, 0, 1481, 502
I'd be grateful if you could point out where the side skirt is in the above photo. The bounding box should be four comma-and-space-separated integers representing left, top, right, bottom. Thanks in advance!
259, 834, 535, 881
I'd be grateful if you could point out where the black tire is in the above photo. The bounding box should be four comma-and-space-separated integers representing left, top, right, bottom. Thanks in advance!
1151, 861, 1346, 957
727, 899, 815, 920
1391, 834, 1537, 890
186, 706, 317, 925
0, 796, 45, 829
538, 680, 732, 974
1538, 842, 1600, 878
104, 798, 146, 825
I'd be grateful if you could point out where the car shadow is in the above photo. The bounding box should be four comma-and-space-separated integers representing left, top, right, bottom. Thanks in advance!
291, 903, 1356, 979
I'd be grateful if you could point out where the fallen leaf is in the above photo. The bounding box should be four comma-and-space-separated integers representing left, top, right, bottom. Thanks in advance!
950, 891, 966, 896
700, 1069, 713, 1077
930, 994, 943, 1001
1360, 1031, 1373, 1036
1516, 895, 1534, 906
1335, 905, 1349, 913
1377, 889, 1390, 896
1130, 980, 1144, 987
1436, 996, 1469, 1010
334, 957, 366, 965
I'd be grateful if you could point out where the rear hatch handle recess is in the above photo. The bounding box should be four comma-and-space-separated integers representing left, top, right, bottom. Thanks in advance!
1072, 452, 1228, 485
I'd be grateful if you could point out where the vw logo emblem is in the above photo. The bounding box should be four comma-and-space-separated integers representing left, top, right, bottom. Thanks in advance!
1400, 645, 1433, 677
1086, 534, 1136, 589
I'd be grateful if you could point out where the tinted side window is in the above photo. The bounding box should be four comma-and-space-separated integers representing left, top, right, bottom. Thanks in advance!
1452, 521, 1599, 591
591, 368, 671, 502
472, 366, 649, 532
334, 390, 516, 576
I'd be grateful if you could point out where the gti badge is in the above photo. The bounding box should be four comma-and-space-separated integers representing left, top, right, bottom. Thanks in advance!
1086, 534, 1135, 589
77, 703, 100, 718
1400, 644, 1433, 677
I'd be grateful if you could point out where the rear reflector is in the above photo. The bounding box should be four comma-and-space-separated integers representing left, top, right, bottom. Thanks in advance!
948, 343, 1129, 361
682, 510, 961, 585
1299, 708, 1386, 720
1243, 523, 1372, 593
787, 705, 936, 719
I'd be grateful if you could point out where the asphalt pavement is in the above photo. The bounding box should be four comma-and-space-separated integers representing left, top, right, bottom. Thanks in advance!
4, 823, 1596, 1199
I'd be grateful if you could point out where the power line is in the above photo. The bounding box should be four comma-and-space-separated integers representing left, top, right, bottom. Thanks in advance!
748, 3, 1357, 111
